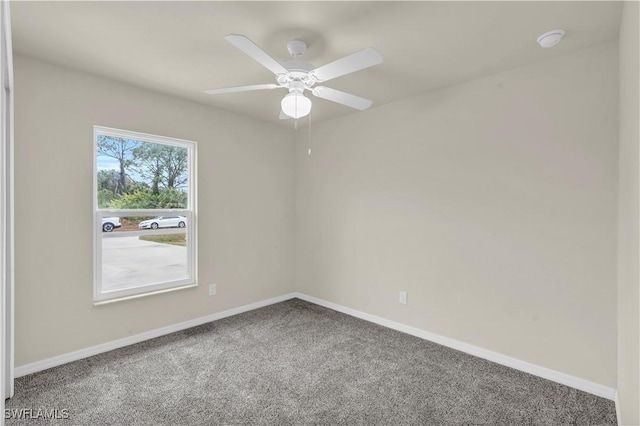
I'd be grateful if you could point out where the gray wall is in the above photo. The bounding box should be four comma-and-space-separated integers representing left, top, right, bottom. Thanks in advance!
13, 54, 295, 365
617, 1, 640, 424
295, 42, 619, 388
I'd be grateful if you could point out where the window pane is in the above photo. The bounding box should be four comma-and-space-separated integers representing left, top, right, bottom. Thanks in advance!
101, 233, 188, 292
96, 135, 189, 209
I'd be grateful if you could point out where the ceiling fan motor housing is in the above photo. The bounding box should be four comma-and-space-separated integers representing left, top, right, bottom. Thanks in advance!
278, 59, 316, 89
287, 40, 307, 57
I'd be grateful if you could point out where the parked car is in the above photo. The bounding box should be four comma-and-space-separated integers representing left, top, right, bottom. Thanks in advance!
102, 217, 122, 232
139, 216, 187, 230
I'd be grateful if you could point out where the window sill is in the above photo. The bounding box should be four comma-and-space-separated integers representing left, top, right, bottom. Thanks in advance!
93, 283, 198, 306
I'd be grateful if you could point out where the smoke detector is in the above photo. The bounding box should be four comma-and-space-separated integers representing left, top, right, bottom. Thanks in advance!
537, 29, 565, 48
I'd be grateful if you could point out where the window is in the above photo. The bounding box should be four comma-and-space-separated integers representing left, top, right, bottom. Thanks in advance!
93, 126, 196, 303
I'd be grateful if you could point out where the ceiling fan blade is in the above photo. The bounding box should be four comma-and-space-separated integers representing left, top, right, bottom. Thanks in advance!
205, 84, 279, 95
312, 86, 373, 110
279, 110, 291, 120
225, 34, 288, 76
310, 48, 382, 82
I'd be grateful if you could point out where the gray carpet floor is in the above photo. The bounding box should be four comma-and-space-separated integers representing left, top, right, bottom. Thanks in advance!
6, 298, 617, 425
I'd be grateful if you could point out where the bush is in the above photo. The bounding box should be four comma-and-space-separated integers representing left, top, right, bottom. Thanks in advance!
107, 187, 187, 209
97, 189, 116, 209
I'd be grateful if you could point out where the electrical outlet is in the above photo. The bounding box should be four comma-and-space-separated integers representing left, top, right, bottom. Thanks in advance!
399, 291, 407, 305
209, 284, 216, 296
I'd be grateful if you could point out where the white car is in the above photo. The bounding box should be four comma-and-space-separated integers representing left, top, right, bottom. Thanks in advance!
139, 216, 187, 230
102, 217, 122, 232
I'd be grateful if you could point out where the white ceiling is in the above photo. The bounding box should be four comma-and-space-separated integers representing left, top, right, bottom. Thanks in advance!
10, 1, 622, 126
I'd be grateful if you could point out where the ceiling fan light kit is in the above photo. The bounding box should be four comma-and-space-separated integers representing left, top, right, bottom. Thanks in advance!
281, 92, 312, 119
205, 34, 383, 122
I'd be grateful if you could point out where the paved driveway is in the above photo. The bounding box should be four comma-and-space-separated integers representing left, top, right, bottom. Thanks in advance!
102, 236, 188, 291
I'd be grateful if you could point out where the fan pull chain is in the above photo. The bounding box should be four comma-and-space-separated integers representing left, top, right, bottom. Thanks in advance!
308, 113, 312, 156
294, 94, 299, 130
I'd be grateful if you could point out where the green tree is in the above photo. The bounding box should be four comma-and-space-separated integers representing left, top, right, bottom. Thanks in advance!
160, 146, 188, 189
97, 136, 138, 195
157, 187, 188, 209
132, 144, 188, 192
132, 144, 164, 195
97, 138, 188, 210
97, 169, 119, 194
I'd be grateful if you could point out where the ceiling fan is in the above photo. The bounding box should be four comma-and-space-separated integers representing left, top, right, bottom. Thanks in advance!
205, 34, 383, 120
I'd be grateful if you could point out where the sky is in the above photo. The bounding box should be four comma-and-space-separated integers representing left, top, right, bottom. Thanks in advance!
97, 151, 145, 183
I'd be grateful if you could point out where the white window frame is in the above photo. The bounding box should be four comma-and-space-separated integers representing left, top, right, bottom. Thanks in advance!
93, 126, 197, 303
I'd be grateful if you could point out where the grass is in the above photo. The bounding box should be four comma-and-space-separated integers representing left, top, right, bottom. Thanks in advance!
139, 234, 187, 247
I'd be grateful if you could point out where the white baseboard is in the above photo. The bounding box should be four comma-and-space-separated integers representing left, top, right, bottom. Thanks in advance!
14, 293, 298, 378
15, 291, 617, 403
614, 391, 621, 425
292, 292, 616, 401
